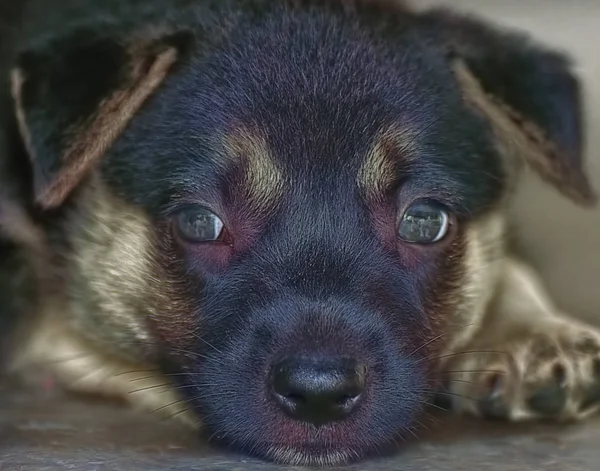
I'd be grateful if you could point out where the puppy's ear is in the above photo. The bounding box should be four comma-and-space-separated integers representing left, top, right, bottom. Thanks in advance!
425, 9, 596, 206
11, 27, 190, 209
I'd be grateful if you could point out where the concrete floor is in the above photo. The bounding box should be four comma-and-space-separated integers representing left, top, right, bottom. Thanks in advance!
2, 1, 600, 471
2, 380, 600, 471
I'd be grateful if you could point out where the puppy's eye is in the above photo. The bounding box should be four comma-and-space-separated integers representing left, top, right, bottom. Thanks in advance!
176, 206, 224, 242
398, 200, 450, 244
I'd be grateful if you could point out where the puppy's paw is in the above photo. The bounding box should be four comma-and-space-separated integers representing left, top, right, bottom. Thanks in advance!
445, 318, 600, 422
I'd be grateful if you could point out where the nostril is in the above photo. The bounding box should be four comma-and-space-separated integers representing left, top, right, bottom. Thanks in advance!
284, 392, 307, 405
336, 394, 357, 406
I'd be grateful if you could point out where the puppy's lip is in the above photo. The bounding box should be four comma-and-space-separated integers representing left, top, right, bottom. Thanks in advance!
206, 413, 378, 465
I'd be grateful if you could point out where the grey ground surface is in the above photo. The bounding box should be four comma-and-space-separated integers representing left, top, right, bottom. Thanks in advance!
1, 381, 599, 471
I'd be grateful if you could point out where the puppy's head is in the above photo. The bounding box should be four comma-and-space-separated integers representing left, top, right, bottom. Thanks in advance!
10, 0, 595, 465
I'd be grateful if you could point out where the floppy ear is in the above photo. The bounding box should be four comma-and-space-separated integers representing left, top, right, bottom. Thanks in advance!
11, 27, 189, 209
424, 9, 596, 206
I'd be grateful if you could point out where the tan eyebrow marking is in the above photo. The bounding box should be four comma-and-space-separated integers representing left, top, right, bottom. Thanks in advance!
223, 126, 285, 212
357, 124, 417, 201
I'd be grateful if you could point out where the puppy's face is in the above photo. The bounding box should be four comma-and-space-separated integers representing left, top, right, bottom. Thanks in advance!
9, 0, 595, 465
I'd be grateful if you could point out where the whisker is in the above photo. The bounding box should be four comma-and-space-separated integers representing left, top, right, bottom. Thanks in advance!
419, 400, 451, 414
407, 333, 447, 358
412, 419, 431, 433
191, 331, 223, 354
206, 426, 222, 444
156, 384, 237, 397
418, 350, 509, 364
402, 426, 419, 441
400, 397, 449, 414
416, 389, 478, 402
439, 369, 507, 376
114, 369, 158, 378
406, 322, 477, 359
152, 398, 188, 415
163, 407, 191, 422
128, 372, 192, 383
442, 378, 481, 386
128, 383, 173, 394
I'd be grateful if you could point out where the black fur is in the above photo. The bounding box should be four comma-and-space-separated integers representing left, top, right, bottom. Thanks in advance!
0, 0, 593, 465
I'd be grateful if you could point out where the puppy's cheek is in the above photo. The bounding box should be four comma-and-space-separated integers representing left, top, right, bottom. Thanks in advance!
412, 228, 469, 364
407, 214, 504, 364
65, 182, 196, 363
66, 183, 158, 361
442, 213, 507, 355
146, 224, 203, 356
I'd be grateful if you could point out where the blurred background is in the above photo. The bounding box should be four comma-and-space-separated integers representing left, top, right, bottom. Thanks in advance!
419, 0, 600, 325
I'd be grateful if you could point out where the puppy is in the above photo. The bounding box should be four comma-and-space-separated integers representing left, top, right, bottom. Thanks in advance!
1, 0, 599, 466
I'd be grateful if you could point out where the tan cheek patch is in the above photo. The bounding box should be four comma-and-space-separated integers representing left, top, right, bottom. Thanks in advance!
224, 127, 285, 212
357, 124, 417, 201
67, 180, 199, 362
443, 213, 507, 355
11, 182, 200, 425
66, 181, 162, 361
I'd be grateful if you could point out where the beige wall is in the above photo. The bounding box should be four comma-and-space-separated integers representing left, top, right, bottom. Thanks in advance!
415, 0, 600, 323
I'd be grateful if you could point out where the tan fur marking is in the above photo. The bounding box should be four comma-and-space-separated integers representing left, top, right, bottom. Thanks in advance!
224, 127, 285, 211
9, 179, 198, 427
357, 124, 416, 201
66, 180, 159, 361
32, 46, 178, 209
452, 59, 595, 206
442, 213, 506, 355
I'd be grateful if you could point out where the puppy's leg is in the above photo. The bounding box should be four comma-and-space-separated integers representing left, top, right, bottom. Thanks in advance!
12, 307, 198, 428
445, 258, 600, 421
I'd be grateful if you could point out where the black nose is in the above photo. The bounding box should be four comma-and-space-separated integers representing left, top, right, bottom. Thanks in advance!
270, 355, 366, 425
